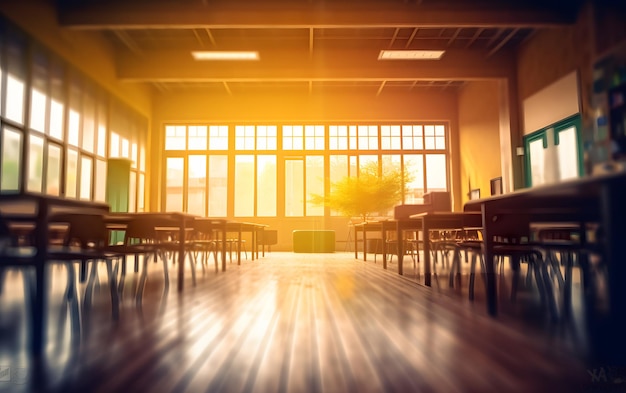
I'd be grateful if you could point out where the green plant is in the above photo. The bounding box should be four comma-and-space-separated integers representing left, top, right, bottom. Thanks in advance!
310, 161, 411, 222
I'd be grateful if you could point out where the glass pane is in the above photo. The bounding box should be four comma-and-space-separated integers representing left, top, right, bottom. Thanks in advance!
234, 155, 254, 216
557, 126, 579, 181
209, 125, 228, 150
165, 157, 184, 212
528, 138, 546, 186
29, 88, 47, 132
165, 125, 186, 150
95, 159, 107, 202
257, 155, 276, 216
6, 74, 25, 125
97, 124, 107, 157
82, 93, 95, 153
50, 99, 64, 140
329, 155, 348, 216
306, 156, 324, 216
46, 144, 61, 196
285, 159, 304, 217
66, 149, 79, 198
425, 154, 447, 191
80, 155, 92, 200
27, 134, 45, 193
68, 109, 80, 147
131, 143, 138, 168
139, 146, 146, 171
188, 155, 207, 216
138, 173, 145, 212
404, 154, 424, 204
121, 138, 130, 158
1, 127, 23, 191
128, 171, 136, 213
208, 156, 227, 216
110, 132, 120, 157
188, 126, 207, 150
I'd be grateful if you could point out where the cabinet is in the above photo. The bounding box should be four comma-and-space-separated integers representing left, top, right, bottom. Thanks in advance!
106, 158, 132, 244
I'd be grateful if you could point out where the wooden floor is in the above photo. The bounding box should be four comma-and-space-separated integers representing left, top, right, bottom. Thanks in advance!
0, 252, 601, 392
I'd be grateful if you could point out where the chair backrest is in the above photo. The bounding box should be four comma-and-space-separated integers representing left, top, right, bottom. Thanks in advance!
258, 230, 278, 246
53, 213, 108, 248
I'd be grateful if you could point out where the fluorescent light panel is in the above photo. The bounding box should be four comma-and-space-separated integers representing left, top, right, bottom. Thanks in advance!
378, 50, 445, 60
191, 51, 260, 60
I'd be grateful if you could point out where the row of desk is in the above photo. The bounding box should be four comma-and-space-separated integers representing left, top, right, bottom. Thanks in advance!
354, 171, 626, 363
0, 194, 269, 355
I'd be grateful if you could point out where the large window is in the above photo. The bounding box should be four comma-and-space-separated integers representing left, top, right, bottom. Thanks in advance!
163, 122, 449, 217
0, 22, 148, 213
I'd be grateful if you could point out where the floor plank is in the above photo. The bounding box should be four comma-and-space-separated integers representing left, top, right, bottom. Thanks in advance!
0, 252, 602, 392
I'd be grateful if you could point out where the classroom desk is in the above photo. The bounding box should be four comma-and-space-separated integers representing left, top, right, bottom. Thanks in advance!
0, 193, 110, 355
405, 212, 482, 286
105, 212, 198, 291
464, 171, 626, 364
353, 221, 397, 264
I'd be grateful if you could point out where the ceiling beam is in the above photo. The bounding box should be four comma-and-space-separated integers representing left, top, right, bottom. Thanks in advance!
115, 47, 514, 81
59, 2, 576, 29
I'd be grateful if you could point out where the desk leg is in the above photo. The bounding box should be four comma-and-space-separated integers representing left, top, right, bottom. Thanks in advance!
481, 205, 497, 316
178, 222, 185, 291
600, 184, 626, 364
423, 221, 431, 287
382, 227, 387, 270
354, 227, 359, 260
221, 227, 227, 272
363, 230, 368, 261
237, 229, 242, 265
397, 225, 404, 276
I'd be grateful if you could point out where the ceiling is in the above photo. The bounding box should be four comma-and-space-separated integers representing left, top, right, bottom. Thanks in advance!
55, 0, 582, 96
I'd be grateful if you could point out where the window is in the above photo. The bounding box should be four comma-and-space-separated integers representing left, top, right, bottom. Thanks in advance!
381, 125, 401, 150
79, 155, 92, 200
188, 126, 207, 150
257, 155, 276, 216
165, 157, 184, 212
46, 144, 62, 196
234, 155, 254, 216
209, 125, 228, 150
235, 125, 255, 150
162, 122, 449, 216
1, 127, 23, 192
285, 159, 304, 217
188, 155, 207, 216
208, 156, 227, 216
165, 125, 186, 150
306, 156, 324, 216
27, 134, 45, 192
256, 125, 277, 150
65, 149, 79, 198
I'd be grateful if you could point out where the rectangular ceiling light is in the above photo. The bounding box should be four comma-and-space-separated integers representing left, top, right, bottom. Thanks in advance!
191, 51, 260, 60
378, 50, 445, 60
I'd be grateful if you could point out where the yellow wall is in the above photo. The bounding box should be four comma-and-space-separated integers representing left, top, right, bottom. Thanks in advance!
457, 80, 502, 205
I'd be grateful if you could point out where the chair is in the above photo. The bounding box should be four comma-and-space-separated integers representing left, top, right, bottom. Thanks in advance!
107, 215, 172, 302
189, 219, 220, 271
258, 229, 278, 253
47, 213, 122, 319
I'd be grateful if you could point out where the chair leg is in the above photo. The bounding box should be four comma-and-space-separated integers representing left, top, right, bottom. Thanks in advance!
106, 259, 120, 320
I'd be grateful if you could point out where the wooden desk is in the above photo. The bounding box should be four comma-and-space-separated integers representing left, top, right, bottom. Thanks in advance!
224, 221, 268, 263
353, 221, 396, 264
406, 212, 482, 285
0, 193, 109, 355
105, 212, 198, 292
464, 171, 626, 364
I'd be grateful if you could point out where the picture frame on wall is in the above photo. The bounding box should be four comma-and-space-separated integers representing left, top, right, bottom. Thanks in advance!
490, 177, 503, 196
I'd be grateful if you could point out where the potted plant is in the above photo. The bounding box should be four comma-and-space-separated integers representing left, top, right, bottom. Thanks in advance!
310, 161, 411, 222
